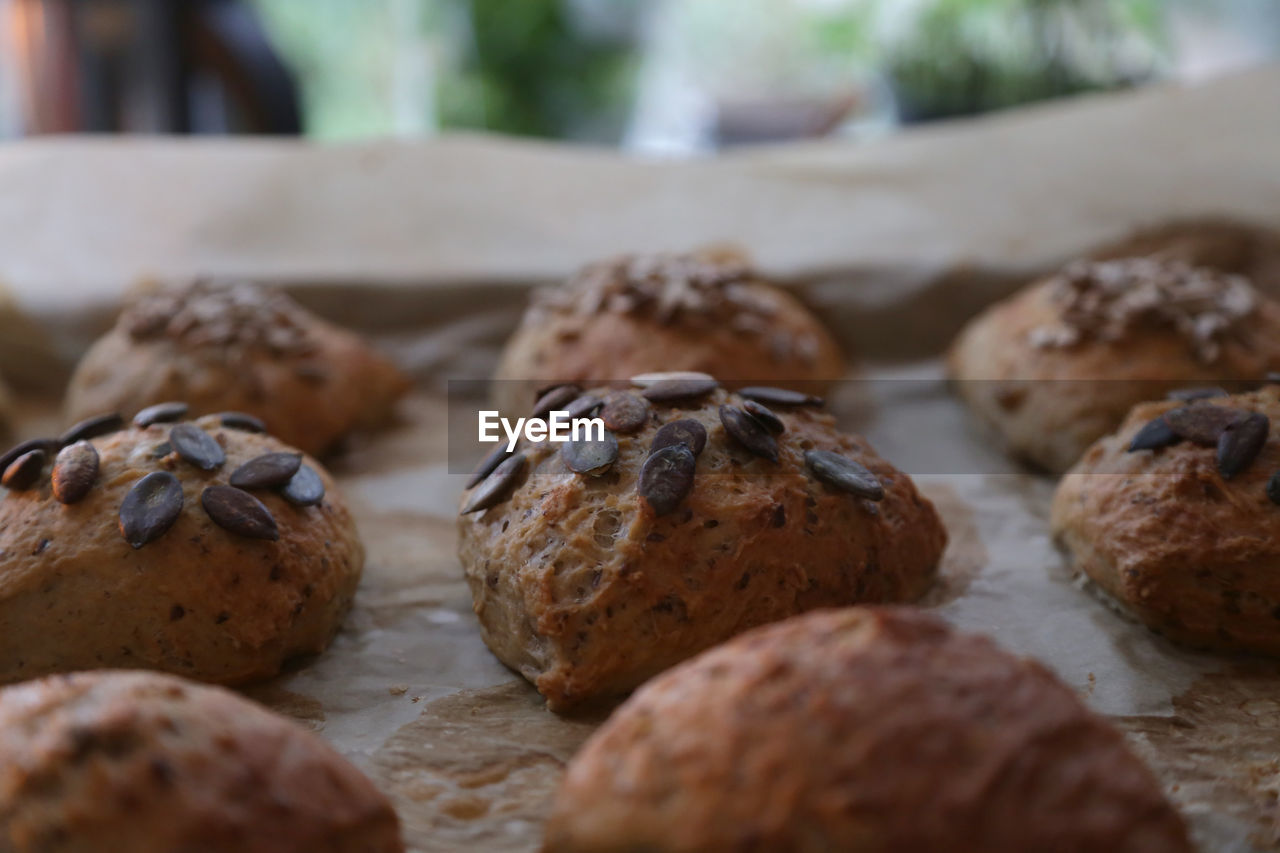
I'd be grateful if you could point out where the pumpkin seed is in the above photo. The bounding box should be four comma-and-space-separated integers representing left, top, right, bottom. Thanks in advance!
629, 371, 715, 388
133, 402, 189, 428
1128, 417, 1180, 452
119, 472, 184, 548
638, 445, 696, 516
1163, 405, 1243, 446
651, 419, 708, 456
719, 405, 778, 462
230, 452, 303, 490
281, 464, 326, 506
218, 412, 266, 433
805, 450, 884, 501
738, 386, 823, 407
462, 453, 526, 514
59, 412, 124, 445
51, 442, 99, 504
642, 377, 719, 402
1217, 412, 1269, 479
562, 431, 618, 475
466, 445, 515, 489
531, 384, 581, 421
169, 424, 226, 471
2, 449, 45, 491
201, 485, 279, 540
742, 400, 784, 434
600, 392, 649, 432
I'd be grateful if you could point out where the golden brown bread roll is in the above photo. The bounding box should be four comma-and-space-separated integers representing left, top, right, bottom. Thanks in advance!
491, 249, 845, 416
948, 256, 1280, 472
0, 670, 402, 852
1053, 385, 1280, 654
545, 607, 1191, 853
65, 280, 409, 456
0, 408, 361, 685
457, 379, 945, 711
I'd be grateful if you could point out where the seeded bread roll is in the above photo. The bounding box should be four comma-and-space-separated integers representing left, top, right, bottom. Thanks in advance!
545, 607, 1190, 853
65, 280, 410, 456
457, 379, 946, 711
491, 249, 845, 416
1090, 218, 1280, 293
1052, 386, 1280, 654
0, 670, 403, 852
948, 257, 1280, 473
0, 408, 361, 685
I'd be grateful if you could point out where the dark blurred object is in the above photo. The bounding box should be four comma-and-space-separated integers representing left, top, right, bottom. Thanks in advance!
712, 93, 860, 147
6, 0, 300, 134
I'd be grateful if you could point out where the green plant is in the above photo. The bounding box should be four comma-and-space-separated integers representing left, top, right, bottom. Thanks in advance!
883, 0, 1168, 122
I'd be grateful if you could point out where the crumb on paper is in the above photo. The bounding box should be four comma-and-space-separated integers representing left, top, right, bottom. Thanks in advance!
388, 684, 409, 696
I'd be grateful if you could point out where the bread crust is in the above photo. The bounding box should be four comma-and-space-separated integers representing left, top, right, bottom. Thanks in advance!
0, 670, 402, 852
1052, 386, 1280, 654
65, 281, 409, 456
948, 263, 1280, 473
544, 607, 1190, 853
491, 251, 844, 415
0, 415, 363, 684
457, 386, 945, 711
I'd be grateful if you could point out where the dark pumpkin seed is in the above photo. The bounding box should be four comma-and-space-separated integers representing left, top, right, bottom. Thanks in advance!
466, 445, 515, 489
630, 371, 714, 388
1163, 405, 1244, 446
1128, 417, 1181, 453
151, 441, 173, 458
641, 377, 720, 403
218, 412, 266, 433
562, 431, 619, 476
533, 381, 578, 400
133, 402, 189, 428
565, 393, 604, 420
119, 472, 184, 548
51, 442, 99, 504
638, 445, 696, 517
169, 424, 226, 471
1267, 471, 1280, 505
2, 449, 46, 491
719, 405, 778, 462
738, 386, 824, 407
0, 438, 59, 476
651, 419, 708, 456
1217, 412, 1269, 479
462, 452, 526, 514
742, 400, 785, 434
600, 393, 649, 432
805, 450, 884, 501
531, 384, 581, 421
1167, 387, 1228, 402
201, 485, 279, 540
230, 452, 303, 490
1266, 373, 1280, 385
59, 412, 124, 445
281, 465, 326, 506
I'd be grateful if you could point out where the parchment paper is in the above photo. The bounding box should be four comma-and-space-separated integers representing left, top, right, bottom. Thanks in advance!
3, 64, 1280, 853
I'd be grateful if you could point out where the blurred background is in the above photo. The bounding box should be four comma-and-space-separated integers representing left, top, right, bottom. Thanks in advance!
1, 0, 1276, 153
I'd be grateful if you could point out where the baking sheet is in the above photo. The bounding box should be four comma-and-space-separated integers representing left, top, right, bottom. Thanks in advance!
2, 64, 1280, 853
10, 367, 1279, 852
